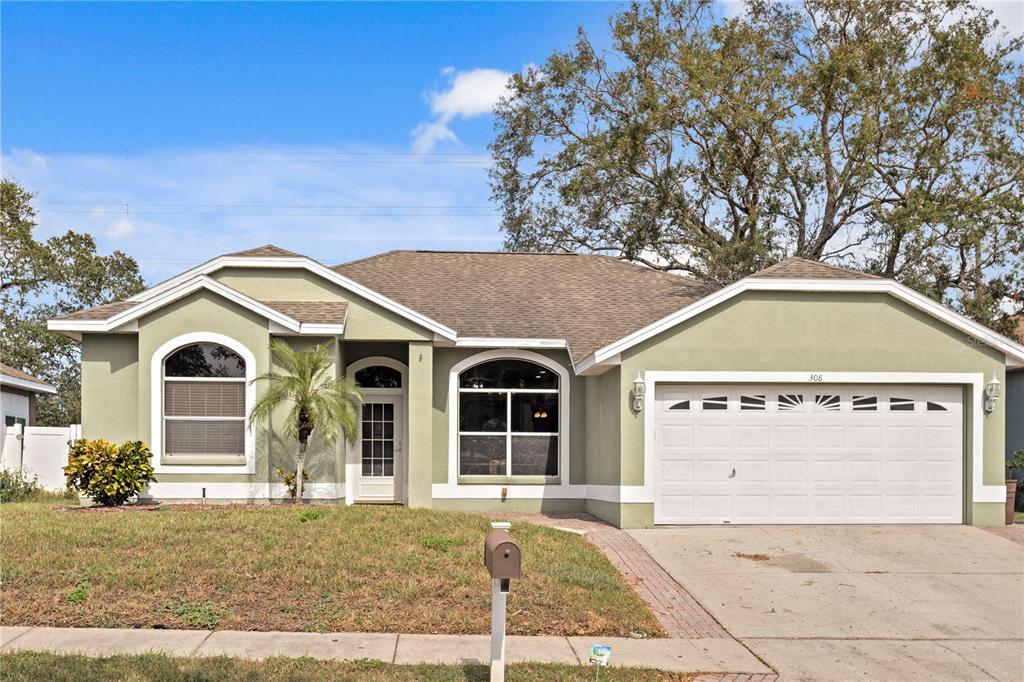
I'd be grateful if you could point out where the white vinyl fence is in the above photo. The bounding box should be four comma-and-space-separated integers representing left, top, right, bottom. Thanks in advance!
1, 423, 80, 490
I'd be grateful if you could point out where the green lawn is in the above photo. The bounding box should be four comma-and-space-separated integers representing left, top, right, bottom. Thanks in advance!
0, 653, 691, 682
0, 503, 663, 637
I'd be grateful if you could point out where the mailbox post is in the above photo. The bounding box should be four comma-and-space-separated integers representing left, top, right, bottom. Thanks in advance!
484, 521, 521, 682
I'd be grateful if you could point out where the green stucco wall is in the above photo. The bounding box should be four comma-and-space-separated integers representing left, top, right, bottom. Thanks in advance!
612, 291, 1007, 526
584, 367, 622, 486
81, 334, 138, 443
407, 341, 433, 507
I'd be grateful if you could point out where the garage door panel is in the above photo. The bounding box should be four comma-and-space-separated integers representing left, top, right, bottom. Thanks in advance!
661, 459, 693, 482
698, 425, 731, 447
654, 384, 963, 525
775, 426, 807, 447
735, 459, 770, 482
847, 425, 883, 448
660, 424, 694, 448
811, 426, 845, 448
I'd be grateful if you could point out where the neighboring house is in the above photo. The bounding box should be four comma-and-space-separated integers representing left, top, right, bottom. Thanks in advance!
47, 245, 1024, 527
0, 363, 57, 455
1008, 317, 1024, 461
0, 363, 56, 428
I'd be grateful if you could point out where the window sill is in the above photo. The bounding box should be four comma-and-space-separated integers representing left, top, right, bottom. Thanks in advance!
457, 476, 561, 486
161, 455, 246, 466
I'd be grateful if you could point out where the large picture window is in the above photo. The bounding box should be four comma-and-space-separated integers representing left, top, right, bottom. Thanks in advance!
458, 359, 559, 477
163, 342, 246, 462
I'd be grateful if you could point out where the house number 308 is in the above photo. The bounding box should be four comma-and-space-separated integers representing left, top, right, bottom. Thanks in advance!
809, 373, 823, 382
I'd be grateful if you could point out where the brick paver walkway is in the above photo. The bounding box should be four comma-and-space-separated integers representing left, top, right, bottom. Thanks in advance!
488, 513, 728, 639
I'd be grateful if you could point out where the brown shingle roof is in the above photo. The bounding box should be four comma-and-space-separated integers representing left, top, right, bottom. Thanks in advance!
751, 257, 879, 280
0, 363, 55, 390
334, 251, 715, 362
226, 244, 302, 258
56, 300, 138, 321
261, 301, 348, 325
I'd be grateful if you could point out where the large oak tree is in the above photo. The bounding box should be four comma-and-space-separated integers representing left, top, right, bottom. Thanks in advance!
490, 0, 1023, 337
1, 178, 144, 425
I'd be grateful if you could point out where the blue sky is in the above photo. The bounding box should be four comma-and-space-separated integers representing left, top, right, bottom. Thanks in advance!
1, 2, 618, 283
3, 1, 1021, 285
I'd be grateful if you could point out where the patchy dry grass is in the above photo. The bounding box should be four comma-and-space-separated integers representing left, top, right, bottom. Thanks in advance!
0, 653, 692, 682
0, 503, 663, 637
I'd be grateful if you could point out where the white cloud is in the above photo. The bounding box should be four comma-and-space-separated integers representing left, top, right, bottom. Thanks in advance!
2, 145, 501, 285
411, 67, 512, 152
106, 216, 136, 239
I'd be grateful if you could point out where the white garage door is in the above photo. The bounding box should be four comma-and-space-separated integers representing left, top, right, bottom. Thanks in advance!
653, 384, 963, 524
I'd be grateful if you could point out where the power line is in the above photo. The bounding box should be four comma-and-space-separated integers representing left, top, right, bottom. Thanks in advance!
39, 202, 494, 210
37, 208, 497, 217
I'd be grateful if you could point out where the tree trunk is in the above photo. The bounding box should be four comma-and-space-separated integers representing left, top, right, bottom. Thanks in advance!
295, 439, 307, 503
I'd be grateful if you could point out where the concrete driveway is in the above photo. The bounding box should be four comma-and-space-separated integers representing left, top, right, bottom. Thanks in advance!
629, 526, 1024, 681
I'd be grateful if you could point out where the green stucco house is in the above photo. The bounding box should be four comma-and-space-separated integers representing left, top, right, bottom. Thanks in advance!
49, 245, 1024, 527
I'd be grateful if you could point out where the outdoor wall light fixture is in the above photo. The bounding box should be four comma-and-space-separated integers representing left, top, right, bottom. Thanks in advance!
631, 372, 646, 412
984, 374, 1001, 414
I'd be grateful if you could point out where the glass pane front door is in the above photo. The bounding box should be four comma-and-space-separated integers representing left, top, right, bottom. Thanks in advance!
356, 397, 401, 501
361, 402, 395, 477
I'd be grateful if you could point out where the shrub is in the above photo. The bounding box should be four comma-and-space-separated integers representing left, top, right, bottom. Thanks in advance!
64, 439, 157, 506
1008, 450, 1024, 476
0, 469, 42, 502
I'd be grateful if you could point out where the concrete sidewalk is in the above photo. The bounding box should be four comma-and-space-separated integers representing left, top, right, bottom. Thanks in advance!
0, 626, 772, 674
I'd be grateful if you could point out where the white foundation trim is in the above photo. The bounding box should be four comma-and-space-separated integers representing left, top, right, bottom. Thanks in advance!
142, 481, 344, 501
150, 332, 257, 474
642, 371, 1003, 506
429, 483, 648, 502
447, 349, 571, 487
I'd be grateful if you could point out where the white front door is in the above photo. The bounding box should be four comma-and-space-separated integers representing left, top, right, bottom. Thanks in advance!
653, 384, 963, 524
356, 397, 403, 502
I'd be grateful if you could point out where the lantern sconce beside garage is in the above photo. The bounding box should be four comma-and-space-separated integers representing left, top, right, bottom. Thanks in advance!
631, 372, 646, 412
984, 374, 1001, 414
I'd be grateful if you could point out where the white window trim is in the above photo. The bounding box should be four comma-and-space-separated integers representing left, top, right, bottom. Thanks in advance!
445, 349, 570, 486
150, 332, 256, 474
642, 371, 1003, 506
345, 356, 408, 505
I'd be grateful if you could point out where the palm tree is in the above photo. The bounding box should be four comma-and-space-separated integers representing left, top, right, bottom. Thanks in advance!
249, 339, 362, 501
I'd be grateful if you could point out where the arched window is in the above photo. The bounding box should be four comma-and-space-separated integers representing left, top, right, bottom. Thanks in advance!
163, 342, 246, 463
355, 365, 402, 389
458, 359, 558, 477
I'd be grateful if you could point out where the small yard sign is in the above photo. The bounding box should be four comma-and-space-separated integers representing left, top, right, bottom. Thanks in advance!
588, 644, 612, 666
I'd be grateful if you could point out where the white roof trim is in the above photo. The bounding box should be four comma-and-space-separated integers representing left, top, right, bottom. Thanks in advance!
0, 374, 57, 394
124, 255, 457, 340
48, 275, 309, 334
577, 277, 1024, 372
455, 337, 567, 349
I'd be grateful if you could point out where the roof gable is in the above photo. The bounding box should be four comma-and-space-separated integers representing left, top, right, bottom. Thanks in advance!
225, 244, 303, 258
49, 276, 347, 336
752, 257, 879, 280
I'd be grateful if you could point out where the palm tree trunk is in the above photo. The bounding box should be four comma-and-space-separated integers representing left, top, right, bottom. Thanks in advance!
295, 439, 307, 502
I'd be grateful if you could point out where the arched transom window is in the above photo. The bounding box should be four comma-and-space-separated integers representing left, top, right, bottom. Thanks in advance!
458, 359, 558, 477
163, 342, 246, 463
